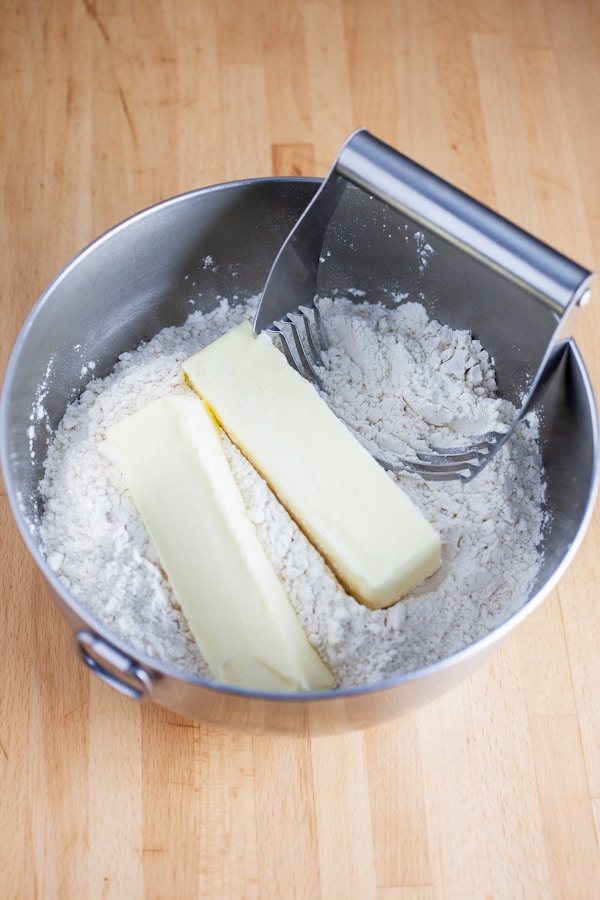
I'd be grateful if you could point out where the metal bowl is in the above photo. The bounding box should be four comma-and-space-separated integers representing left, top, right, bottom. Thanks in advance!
2, 178, 598, 734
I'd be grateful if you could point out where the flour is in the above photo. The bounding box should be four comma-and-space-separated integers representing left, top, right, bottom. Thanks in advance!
39, 294, 546, 688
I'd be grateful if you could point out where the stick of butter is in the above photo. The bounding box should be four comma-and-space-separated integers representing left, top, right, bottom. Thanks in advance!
183, 321, 441, 609
107, 394, 334, 693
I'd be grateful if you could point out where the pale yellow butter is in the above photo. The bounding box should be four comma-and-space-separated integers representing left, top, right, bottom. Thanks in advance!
183, 322, 442, 609
107, 394, 334, 692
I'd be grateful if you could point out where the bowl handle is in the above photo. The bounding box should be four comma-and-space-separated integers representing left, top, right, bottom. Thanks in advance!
73, 630, 154, 702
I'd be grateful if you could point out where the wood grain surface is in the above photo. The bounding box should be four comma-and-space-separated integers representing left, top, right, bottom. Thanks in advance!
1, 1, 599, 897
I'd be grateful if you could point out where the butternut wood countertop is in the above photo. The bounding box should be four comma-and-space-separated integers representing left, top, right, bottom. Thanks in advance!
1, 1, 599, 896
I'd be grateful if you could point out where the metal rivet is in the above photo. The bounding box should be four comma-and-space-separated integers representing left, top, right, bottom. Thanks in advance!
577, 288, 592, 307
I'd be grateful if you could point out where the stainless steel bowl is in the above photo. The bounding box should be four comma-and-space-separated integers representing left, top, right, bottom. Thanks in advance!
2, 178, 598, 734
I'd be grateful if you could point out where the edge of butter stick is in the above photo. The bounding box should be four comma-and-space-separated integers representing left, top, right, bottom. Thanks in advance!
107, 394, 334, 693
183, 321, 442, 609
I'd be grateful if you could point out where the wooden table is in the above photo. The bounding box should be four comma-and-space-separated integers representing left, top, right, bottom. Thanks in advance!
2, 1, 599, 896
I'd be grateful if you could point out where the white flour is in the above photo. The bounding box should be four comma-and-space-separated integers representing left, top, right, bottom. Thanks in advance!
39, 295, 546, 688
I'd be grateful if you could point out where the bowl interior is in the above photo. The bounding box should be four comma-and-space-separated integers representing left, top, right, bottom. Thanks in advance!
2, 178, 598, 669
